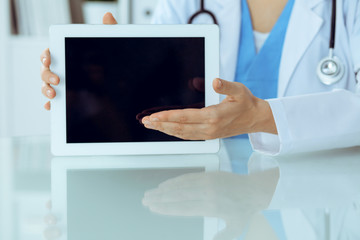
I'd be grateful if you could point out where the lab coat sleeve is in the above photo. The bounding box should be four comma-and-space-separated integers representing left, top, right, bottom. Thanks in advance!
250, 2, 360, 155
249, 90, 360, 155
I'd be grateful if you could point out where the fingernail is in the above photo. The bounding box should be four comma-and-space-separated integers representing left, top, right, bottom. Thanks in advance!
42, 57, 46, 64
49, 77, 57, 85
47, 90, 52, 97
143, 120, 154, 129
150, 117, 159, 122
218, 79, 223, 88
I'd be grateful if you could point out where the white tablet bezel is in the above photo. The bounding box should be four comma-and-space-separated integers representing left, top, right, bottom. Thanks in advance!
50, 24, 220, 156
51, 154, 220, 240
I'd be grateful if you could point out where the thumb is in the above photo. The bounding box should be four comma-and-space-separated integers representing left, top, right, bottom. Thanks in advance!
103, 12, 118, 24
213, 78, 248, 97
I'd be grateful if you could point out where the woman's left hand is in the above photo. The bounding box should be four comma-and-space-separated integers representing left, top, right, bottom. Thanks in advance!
142, 78, 277, 140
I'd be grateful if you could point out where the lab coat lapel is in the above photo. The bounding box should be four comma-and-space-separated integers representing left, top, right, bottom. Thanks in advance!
216, 0, 241, 81
278, 0, 325, 97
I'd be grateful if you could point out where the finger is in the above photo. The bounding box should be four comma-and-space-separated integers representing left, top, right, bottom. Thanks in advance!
44, 101, 51, 110
40, 48, 51, 68
146, 108, 211, 124
213, 78, 247, 97
41, 67, 59, 85
42, 83, 56, 99
40, 48, 60, 85
143, 120, 211, 140
103, 12, 118, 24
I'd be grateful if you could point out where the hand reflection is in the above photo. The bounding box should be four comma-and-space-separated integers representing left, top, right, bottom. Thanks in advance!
142, 169, 279, 240
43, 201, 61, 240
136, 77, 205, 123
188, 77, 205, 92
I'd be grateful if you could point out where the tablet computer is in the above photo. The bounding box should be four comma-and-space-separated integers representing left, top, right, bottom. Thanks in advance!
50, 25, 220, 156
51, 154, 220, 240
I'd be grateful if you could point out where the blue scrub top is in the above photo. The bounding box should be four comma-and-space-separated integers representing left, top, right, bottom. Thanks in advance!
234, 0, 295, 100
233, 1, 294, 240
232, 0, 294, 139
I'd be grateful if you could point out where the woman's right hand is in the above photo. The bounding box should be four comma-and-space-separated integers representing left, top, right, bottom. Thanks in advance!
40, 12, 118, 110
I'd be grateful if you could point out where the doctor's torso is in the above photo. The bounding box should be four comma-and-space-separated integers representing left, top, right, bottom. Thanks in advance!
152, 0, 358, 97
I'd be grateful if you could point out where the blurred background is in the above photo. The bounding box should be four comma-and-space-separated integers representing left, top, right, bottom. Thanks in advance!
0, 0, 160, 138
0, 2, 159, 238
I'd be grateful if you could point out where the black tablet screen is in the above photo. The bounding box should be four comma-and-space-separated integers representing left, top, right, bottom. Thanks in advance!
65, 37, 205, 143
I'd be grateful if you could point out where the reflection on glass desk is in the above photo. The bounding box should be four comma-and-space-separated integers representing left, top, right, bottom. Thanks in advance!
51, 155, 219, 240
1, 136, 360, 240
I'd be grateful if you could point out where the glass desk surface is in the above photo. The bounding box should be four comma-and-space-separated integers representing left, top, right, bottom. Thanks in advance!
1, 136, 360, 240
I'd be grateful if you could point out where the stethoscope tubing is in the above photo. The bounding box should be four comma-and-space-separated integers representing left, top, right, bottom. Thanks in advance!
188, 0, 351, 87
330, 0, 336, 49
189, 0, 337, 49
188, 0, 218, 24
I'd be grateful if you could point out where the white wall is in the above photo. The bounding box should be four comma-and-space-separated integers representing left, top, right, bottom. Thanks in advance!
0, 37, 50, 137
0, 0, 51, 137
8, 37, 51, 136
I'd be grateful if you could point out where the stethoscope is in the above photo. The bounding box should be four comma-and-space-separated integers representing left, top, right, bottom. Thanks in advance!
316, 0, 345, 86
188, 0, 352, 87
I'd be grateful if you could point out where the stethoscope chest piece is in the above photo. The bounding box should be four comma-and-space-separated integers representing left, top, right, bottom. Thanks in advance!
316, 0, 346, 86
317, 53, 345, 85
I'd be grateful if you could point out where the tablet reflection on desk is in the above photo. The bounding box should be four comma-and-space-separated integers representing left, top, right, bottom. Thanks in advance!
51, 154, 219, 240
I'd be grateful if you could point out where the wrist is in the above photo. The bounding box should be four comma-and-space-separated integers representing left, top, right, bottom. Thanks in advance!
252, 98, 278, 134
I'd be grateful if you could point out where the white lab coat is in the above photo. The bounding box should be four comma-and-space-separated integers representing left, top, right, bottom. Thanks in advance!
152, 0, 360, 155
